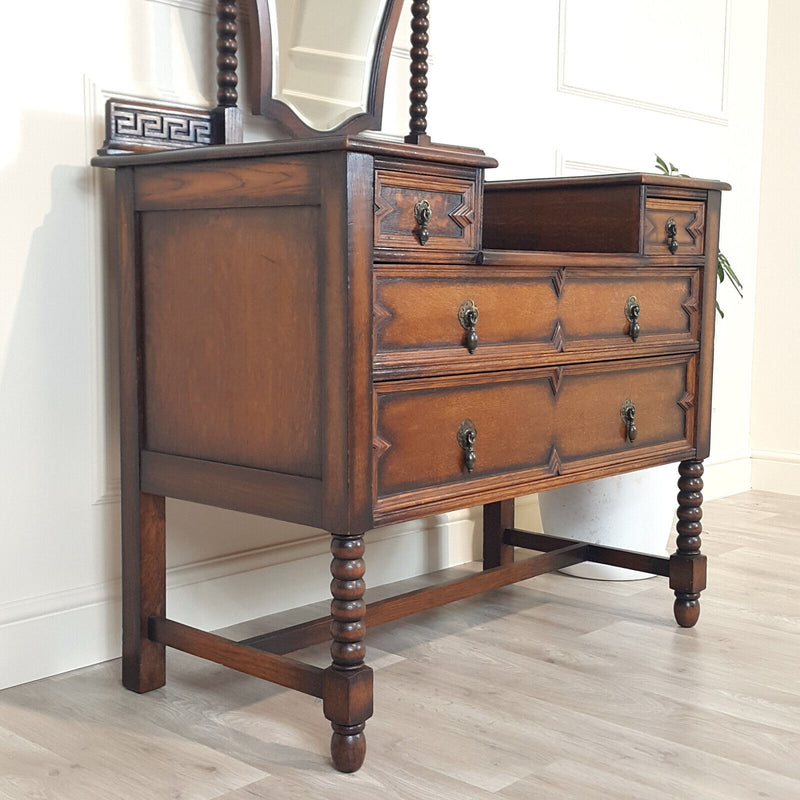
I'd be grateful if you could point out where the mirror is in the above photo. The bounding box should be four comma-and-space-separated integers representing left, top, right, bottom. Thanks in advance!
249, 0, 403, 137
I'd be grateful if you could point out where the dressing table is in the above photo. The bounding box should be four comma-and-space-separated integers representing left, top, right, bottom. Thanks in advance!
93, 0, 728, 772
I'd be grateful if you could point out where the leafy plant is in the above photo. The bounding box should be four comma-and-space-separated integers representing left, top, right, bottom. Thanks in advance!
655, 155, 742, 317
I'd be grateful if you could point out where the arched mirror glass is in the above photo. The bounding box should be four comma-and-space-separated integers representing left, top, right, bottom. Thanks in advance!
251, 0, 403, 137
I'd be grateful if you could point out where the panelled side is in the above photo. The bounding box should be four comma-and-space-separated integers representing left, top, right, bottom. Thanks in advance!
135, 155, 326, 526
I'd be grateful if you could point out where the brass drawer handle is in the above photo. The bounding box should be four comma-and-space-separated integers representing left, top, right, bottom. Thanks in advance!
456, 419, 477, 472
458, 299, 479, 353
414, 199, 432, 245
624, 295, 640, 342
621, 399, 637, 442
666, 217, 679, 254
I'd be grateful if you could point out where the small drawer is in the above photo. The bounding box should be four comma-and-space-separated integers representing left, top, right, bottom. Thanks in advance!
374, 169, 479, 252
374, 355, 695, 509
374, 268, 700, 379
644, 198, 706, 256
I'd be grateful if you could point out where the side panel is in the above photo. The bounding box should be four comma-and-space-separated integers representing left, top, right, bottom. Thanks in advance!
141, 204, 322, 478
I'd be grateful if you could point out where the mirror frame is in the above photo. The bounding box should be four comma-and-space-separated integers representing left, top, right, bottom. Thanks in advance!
248, 0, 404, 137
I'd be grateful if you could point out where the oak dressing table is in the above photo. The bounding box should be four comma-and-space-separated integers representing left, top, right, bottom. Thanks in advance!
93, 0, 728, 772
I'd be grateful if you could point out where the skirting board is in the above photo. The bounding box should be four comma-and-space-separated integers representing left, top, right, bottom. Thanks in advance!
751, 449, 800, 496
0, 511, 479, 691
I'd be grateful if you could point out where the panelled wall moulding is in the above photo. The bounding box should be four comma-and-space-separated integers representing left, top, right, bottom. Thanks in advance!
145, 0, 215, 14
144, 0, 250, 18
557, 0, 731, 125
555, 151, 633, 177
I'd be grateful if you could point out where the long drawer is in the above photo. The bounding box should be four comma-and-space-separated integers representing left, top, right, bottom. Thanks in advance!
373, 354, 696, 515
374, 267, 700, 379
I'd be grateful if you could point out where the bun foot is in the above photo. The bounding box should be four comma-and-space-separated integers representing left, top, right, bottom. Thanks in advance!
674, 593, 701, 628
331, 723, 366, 772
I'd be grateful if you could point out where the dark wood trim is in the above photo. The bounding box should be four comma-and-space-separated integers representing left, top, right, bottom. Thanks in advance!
483, 500, 515, 568
345, 153, 376, 532
318, 151, 375, 534
117, 167, 167, 693
99, 100, 214, 155
374, 341, 700, 382
93, 136, 498, 170
489, 174, 730, 192
504, 529, 670, 576
695, 191, 722, 459
140, 450, 323, 527
373, 444, 697, 527
242, 544, 588, 655
132, 156, 321, 211
150, 617, 324, 697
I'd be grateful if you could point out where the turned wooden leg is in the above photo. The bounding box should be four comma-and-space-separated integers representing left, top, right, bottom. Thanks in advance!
483, 499, 515, 569
121, 491, 166, 692
670, 460, 707, 628
323, 534, 373, 773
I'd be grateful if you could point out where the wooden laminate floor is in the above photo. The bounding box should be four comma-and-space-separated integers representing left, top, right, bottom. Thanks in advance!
1, 490, 799, 799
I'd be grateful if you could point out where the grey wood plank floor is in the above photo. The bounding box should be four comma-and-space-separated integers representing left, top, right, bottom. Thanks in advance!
1, 490, 798, 799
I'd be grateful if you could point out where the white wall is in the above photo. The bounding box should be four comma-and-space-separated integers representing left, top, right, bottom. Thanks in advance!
751, 0, 800, 495
0, 0, 771, 690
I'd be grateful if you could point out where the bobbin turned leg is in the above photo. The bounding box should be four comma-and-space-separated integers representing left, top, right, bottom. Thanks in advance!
323, 534, 373, 773
670, 460, 707, 628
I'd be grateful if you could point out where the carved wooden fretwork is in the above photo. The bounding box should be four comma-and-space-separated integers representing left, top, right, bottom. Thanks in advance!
548, 367, 565, 398
547, 445, 564, 477
550, 320, 566, 353
449, 199, 476, 231
373, 301, 393, 333
99, 100, 213, 154
551, 267, 567, 298
678, 392, 696, 412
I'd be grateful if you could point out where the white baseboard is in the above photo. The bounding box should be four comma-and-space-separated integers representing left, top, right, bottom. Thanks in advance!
751, 449, 800, 496
702, 454, 752, 499
0, 511, 479, 691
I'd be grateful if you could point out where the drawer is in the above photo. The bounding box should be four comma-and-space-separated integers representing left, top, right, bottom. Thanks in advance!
644, 198, 706, 256
374, 355, 696, 510
374, 268, 700, 379
374, 169, 479, 253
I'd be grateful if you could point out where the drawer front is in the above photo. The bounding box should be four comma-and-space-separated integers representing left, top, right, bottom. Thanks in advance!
374, 268, 699, 378
374, 169, 479, 252
644, 198, 706, 256
374, 355, 696, 509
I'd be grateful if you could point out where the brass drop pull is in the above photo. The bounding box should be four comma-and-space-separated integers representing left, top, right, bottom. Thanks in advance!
458, 299, 479, 353
666, 217, 679, 254
456, 419, 477, 472
414, 199, 432, 245
625, 295, 641, 342
621, 399, 637, 442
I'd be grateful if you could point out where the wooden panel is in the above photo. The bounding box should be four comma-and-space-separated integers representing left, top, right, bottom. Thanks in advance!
134, 157, 320, 210
374, 356, 694, 502
140, 451, 323, 527
644, 198, 706, 256
374, 169, 478, 252
483, 183, 642, 253
141, 205, 322, 477
374, 267, 699, 378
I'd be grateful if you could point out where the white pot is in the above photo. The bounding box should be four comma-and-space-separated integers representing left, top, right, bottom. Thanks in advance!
537, 464, 677, 580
